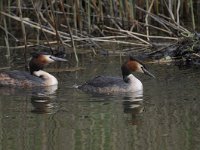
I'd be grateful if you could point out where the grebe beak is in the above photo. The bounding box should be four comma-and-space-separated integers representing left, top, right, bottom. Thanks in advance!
142, 67, 155, 78
49, 55, 68, 62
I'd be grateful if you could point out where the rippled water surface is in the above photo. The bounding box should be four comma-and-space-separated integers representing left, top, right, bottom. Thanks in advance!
1, 55, 200, 150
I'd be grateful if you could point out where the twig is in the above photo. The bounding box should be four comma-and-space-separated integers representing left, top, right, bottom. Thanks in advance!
60, 0, 79, 62
3, 17, 10, 59
107, 15, 121, 30
0, 25, 19, 42
136, 5, 172, 34
69, 38, 149, 46
107, 15, 151, 45
190, 0, 195, 30
165, 0, 175, 21
30, 0, 53, 53
48, 0, 63, 47
176, 0, 180, 27
145, 0, 155, 41
0, 67, 11, 70
0, 12, 71, 40
1, 10, 178, 49
148, 41, 179, 55
62, 24, 107, 52
135, 5, 190, 35
143, 23, 173, 35
17, 0, 27, 65
104, 26, 178, 40
192, 53, 200, 58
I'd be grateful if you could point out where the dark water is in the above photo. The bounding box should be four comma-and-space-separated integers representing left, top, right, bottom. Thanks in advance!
1, 55, 200, 150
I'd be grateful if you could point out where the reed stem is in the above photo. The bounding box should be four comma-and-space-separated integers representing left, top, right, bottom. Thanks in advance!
3, 18, 10, 59
190, 0, 195, 30
87, 0, 91, 33
0, 0, 198, 57
176, 0, 180, 28
145, 0, 155, 41
60, 0, 79, 63
17, 0, 27, 65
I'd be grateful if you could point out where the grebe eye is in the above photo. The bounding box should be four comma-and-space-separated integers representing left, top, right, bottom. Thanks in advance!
140, 66, 145, 73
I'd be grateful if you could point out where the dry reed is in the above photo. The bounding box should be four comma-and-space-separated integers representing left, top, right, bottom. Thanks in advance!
0, 0, 198, 62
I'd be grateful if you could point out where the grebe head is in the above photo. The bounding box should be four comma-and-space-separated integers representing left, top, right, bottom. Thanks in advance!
29, 52, 67, 75
121, 57, 155, 82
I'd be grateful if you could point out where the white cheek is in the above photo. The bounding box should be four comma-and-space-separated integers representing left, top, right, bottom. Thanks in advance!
137, 64, 144, 73
44, 55, 54, 63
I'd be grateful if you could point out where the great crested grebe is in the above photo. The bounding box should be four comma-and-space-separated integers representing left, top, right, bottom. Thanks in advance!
0, 52, 67, 87
78, 57, 155, 93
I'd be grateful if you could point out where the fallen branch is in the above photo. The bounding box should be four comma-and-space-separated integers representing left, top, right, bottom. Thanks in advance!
104, 26, 178, 40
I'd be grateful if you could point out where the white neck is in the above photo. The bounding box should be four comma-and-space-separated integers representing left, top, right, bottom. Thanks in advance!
33, 70, 58, 86
127, 74, 143, 92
